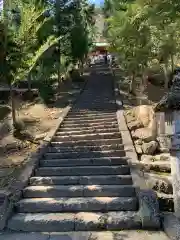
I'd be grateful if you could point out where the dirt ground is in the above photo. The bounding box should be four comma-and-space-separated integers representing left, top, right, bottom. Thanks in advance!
113, 66, 167, 109
0, 81, 84, 189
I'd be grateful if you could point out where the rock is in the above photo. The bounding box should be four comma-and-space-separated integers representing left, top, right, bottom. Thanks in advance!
135, 139, 143, 144
154, 153, 171, 162
135, 105, 155, 127
141, 153, 171, 162
127, 120, 142, 131
153, 179, 172, 194
125, 110, 142, 131
134, 143, 142, 154
125, 105, 155, 130
142, 141, 158, 155
127, 105, 154, 126
35, 133, 46, 141
126, 105, 157, 142
145, 173, 172, 194
132, 127, 156, 142
134, 140, 143, 154
141, 154, 155, 162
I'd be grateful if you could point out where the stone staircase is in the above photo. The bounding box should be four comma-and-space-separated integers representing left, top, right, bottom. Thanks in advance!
7, 65, 146, 232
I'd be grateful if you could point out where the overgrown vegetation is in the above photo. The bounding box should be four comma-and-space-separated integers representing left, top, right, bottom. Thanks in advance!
103, 0, 180, 94
0, 0, 95, 129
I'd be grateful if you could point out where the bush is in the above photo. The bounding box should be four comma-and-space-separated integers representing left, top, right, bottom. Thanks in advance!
69, 69, 84, 82
38, 82, 55, 104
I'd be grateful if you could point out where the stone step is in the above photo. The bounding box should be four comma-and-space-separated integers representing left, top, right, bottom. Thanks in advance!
47, 145, 124, 153
61, 122, 118, 128
71, 108, 116, 112
23, 185, 136, 198
30, 175, 133, 186
63, 118, 116, 124
47, 144, 124, 152
39, 157, 128, 167
59, 126, 118, 131
3, 230, 171, 239
44, 150, 125, 159
56, 128, 119, 136
35, 165, 130, 176
17, 197, 138, 213
51, 138, 122, 146
53, 132, 121, 141
66, 115, 116, 120
8, 211, 141, 232
74, 105, 115, 108
68, 112, 115, 117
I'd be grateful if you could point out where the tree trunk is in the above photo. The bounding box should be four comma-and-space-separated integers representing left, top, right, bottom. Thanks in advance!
80, 59, 84, 76
162, 63, 169, 89
55, 0, 61, 88
57, 44, 61, 88
129, 72, 136, 95
10, 84, 17, 128
28, 75, 31, 91
171, 54, 174, 73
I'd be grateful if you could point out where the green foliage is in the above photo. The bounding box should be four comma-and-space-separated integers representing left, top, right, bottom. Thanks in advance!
104, 0, 180, 85
1, 0, 95, 128
39, 82, 55, 104
2, 0, 95, 87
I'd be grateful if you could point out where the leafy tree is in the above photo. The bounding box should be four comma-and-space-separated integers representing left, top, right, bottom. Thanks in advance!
2, 0, 61, 128
1, 0, 95, 130
104, 0, 180, 93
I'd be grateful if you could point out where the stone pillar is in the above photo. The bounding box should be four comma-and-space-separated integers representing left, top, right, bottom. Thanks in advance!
156, 112, 170, 152
171, 111, 180, 218
156, 112, 166, 136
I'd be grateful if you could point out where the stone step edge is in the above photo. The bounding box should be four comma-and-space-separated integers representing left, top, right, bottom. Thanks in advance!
29, 175, 133, 185
8, 211, 143, 232
39, 158, 128, 167
45, 149, 125, 155
2, 230, 172, 239
63, 119, 117, 124
35, 165, 130, 176
56, 129, 120, 135
51, 138, 122, 144
16, 196, 138, 212
53, 132, 120, 138
66, 116, 116, 120
41, 157, 128, 161
23, 185, 136, 198
114, 75, 161, 229
48, 144, 124, 149
61, 123, 118, 127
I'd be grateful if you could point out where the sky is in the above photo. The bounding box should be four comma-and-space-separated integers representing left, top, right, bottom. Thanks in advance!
89, 0, 104, 6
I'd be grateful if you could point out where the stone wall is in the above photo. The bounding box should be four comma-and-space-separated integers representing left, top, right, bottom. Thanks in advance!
124, 106, 175, 211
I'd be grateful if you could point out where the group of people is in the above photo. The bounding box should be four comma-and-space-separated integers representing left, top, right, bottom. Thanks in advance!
88, 53, 114, 66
